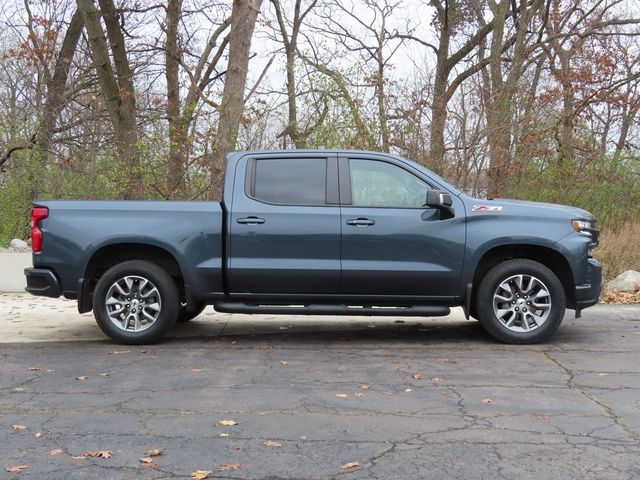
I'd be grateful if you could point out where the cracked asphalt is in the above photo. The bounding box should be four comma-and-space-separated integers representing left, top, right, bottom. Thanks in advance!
1, 297, 640, 479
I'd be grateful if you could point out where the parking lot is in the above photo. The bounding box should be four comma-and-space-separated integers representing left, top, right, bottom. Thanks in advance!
1, 294, 639, 479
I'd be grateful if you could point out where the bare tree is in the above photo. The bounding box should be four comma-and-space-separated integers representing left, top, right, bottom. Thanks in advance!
76, 0, 141, 198
210, 0, 263, 198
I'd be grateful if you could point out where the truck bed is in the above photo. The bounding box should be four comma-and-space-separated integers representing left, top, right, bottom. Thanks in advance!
32, 200, 224, 301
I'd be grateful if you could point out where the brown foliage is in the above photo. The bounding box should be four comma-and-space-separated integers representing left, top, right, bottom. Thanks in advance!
596, 223, 640, 282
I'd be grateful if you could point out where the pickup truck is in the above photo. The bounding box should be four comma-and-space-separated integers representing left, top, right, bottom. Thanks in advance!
24, 150, 602, 344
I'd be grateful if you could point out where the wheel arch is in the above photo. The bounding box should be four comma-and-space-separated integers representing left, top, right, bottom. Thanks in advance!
80, 242, 187, 313
469, 243, 575, 316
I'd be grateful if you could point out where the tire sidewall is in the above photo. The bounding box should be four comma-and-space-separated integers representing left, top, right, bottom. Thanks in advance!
93, 260, 179, 344
476, 259, 566, 344
177, 302, 207, 323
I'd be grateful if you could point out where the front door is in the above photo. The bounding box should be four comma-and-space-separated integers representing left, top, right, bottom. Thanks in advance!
228, 154, 341, 296
339, 156, 466, 298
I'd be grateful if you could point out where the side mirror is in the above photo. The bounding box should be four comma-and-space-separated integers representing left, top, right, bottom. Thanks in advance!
425, 190, 455, 219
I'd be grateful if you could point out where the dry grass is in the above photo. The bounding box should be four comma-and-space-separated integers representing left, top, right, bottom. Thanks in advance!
596, 222, 640, 283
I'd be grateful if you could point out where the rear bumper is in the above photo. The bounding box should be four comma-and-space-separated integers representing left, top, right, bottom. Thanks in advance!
24, 268, 61, 298
574, 258, 602, 311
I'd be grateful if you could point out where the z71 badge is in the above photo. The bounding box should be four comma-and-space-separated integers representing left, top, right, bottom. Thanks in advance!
472, 205, 503, 212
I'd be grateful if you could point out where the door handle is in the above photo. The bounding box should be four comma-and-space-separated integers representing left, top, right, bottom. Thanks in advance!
237, 216, 265, 225
346, 218, 375, 226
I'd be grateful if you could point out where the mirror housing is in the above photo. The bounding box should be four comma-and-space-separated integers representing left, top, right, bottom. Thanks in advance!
426, 190, 455, 219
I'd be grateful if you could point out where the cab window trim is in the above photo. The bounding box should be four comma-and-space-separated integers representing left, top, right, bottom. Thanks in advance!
245, 156, 339, 207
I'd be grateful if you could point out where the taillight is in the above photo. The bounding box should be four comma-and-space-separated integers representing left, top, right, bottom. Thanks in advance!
31, 207, 48, 252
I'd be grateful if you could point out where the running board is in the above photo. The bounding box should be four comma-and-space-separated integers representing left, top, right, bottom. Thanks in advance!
213, 302, 450, 317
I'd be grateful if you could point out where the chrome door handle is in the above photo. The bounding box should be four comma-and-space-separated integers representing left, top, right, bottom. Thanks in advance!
346, 218, 375, 226
237, 216, 265, 224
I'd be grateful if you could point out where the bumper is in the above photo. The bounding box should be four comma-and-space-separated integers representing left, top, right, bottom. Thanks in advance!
24, 268, 61, 298
574, 258, 602, 311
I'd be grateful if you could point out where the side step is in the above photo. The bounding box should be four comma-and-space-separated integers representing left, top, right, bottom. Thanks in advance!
213, 302, 450, 317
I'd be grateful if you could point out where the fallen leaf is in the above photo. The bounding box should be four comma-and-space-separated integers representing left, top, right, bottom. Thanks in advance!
99, 373, 110, 377
535, 415, 551, 420
84, 450, 112, 459
14, 387, 25, 392
191, 368, 203, 372
6, 465, 28, 473
34, 432, 43, 438
109, 350, 131, 355
431, 377, 445, 382
139, 457, 158, 467
191, 470, 212, 479
404, 388, 413, 393
358, 384, 370, 389
596, 373, 609, 376
219, 432, 229, 437
390, 359, 401, 364
259, 344, 270, 350
341, 461, 360, 469
75, 376, 89, 381
28, 367, 41, 371
280, 361, 289, 365
217, 419, 238, 426
147, 449, 164, 457
49, 448, 64, 456
11, 424, 26, 430
217, 463, 240, 472
412, 373, 423, 380
437, 358, 449, 363
45, 369, 56, 372
335, 393, 348, 398
263, 440, 282, 447
354, 392, 365, 398
381, 390, 393, 395
480, 398, 494, 404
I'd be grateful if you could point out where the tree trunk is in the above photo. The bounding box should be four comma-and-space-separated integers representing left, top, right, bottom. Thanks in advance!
77, 0, 140, 198
210, 0, 263, 199
35, 10, 84, 158
165, 0, 184, 196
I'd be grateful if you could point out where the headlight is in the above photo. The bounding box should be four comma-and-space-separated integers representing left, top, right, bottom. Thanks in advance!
571, 219, 593, 234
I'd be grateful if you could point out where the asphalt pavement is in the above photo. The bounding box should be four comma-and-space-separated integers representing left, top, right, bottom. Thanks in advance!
1, 294, 639, 479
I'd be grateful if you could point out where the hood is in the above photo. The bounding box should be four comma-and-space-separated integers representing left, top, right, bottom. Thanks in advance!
465, 196, 596, 221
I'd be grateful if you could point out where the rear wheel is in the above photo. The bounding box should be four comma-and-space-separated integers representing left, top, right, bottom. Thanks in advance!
92, 260, 179, 344
177, 302, 207, 323
475, 259, 566, 344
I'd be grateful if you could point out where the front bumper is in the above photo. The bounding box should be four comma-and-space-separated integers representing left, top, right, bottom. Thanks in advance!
574, 258, 602, 312
24, 268, 61, 298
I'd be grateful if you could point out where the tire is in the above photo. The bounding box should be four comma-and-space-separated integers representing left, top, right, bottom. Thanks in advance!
475, 259, 566, 344
92, 260, 179, 344
177, 302, 207, 323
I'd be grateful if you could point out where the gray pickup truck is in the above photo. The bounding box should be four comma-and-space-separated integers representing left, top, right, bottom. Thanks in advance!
25, 150, 601, 344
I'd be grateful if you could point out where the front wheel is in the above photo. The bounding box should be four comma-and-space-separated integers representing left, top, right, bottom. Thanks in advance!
475, 259, 566, 344
92, 260, 179, 344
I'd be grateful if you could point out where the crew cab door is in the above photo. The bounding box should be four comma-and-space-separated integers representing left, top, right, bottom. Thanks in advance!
228, 153, 341, 295
339, 155, 465, 297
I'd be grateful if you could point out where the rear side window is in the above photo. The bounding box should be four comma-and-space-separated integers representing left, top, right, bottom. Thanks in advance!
251, 158, 327, 205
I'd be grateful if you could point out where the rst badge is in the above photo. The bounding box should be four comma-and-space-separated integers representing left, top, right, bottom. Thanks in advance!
472, 205, 503, 212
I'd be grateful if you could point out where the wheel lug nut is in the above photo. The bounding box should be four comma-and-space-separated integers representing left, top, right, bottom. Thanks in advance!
515, 307, 519, 311
527, 301, 531, 305
523, 308, 527, 312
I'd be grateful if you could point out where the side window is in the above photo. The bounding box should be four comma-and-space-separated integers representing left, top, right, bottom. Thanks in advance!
252, 158, 327, 205
349, 159, 431, 208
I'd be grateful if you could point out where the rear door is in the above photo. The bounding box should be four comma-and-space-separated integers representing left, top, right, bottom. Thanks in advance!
228, 153, 341, 296
339, 155, 465, 298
